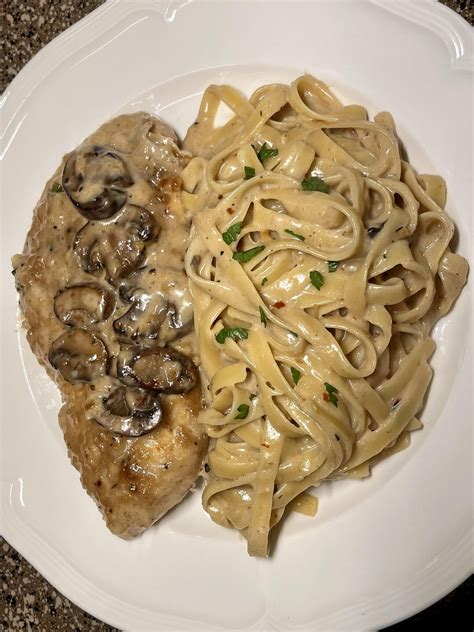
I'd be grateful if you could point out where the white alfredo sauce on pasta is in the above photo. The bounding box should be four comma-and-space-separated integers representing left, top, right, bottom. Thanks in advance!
180, 75, 468, 557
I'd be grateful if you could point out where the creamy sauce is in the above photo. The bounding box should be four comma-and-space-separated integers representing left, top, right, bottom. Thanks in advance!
13, 112, 197, 436
11, 112, 211, 538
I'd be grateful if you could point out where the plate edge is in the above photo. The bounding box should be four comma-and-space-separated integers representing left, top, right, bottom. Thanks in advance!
2, 0, 473, 629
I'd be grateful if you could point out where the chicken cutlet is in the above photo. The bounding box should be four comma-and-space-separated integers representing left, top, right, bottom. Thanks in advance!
12, 112, 208, 537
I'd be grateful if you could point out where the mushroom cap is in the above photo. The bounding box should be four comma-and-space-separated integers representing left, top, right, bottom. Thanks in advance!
84, 377, 163, 437
73, 205, 158, 284
54, 283, 114, 328
48, 329, 108, 384
62, 145, 133, 220
100, 385, 163, 437
117, 345, 198, 394
113, 269, 193, 344
113, 291, 168, 341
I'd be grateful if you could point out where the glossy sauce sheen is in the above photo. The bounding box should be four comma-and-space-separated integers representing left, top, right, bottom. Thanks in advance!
13, 113, 208, 537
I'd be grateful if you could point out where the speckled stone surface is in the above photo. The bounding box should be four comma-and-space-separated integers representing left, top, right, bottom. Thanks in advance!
442, 0, 473, 22
1, 539, 118, 631
1, 0, 104, 92
1, 0, 472, 630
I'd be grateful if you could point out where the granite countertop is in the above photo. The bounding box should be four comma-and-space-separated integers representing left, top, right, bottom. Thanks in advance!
1, 0, 472, 629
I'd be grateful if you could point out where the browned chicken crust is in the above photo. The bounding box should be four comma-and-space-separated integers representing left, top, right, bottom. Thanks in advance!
13, 113, 208, 537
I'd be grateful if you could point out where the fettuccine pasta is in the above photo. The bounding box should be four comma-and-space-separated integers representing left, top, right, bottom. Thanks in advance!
181, 75, 468, 556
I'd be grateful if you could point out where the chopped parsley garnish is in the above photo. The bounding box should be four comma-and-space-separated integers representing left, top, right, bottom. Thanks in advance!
222, 222, 242, 245
261, 276, 268, 286
327, 260, 339, 273
324, 382, 338, 407
51, 182, 63, 193
249, 393, 257, 401
244, 166, 256, 180
235, 404, 250, 419
257, 143, 278, 163
310, 270, 324, 291
301, 176, 330, 193
215, 327, 249, 344
259, 306, 267, 326
291, 367, 301, 385
284, 229, 305, 241
233, 245, 265, 263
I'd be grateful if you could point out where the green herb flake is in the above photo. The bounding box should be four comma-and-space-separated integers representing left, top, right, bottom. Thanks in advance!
244, 166, 256, 180
249, 393, 257, 401
328, 393, 338, 406
259, 306, 267, 327
215, 327, 249, 344
291, 367, 301, 385
233, 245, 265, 263
51, 182, 63, 193
310, 270, 324, 291
284, 229, 305, 241
257, 143, 278, 164
301, 176, 330, 193
327, 260, 339, 273
324, 382, 338, 407
222, 222, 242, 245
261, 277, 268, 286
235, 404, 250, 419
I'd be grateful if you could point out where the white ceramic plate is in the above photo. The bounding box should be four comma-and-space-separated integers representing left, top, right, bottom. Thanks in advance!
1, 1, 472, 630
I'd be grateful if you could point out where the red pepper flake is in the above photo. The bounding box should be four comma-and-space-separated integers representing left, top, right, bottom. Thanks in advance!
273, 300, 286, 309
323, 392, 329, 402
227, 207, 234, 214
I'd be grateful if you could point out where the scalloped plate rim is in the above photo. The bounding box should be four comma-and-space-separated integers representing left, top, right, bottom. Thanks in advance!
1, 1, 473, 630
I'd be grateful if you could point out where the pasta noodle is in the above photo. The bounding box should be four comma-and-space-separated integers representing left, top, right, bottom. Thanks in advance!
181, 75, 468, 556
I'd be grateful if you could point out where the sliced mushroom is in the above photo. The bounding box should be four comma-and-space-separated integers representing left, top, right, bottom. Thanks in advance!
48, 330, 108, 383
113, 269, 193, 343
113, 292, 168, 341
99, 386, 163, 437
54, 283, 114, 328
62, 145, 133, 220
83, 377, 163, 437
74, 205, 158, 284
117, 346, 197, 394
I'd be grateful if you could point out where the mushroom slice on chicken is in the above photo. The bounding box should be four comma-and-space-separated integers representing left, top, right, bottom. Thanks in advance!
117, 346, 197, 394
48, 329, 108, 383
54, 283, 114, 328
62, 145, 133, 220
114, 268, 193, 343
113, 289, 168, 341
74, 205, 158, 284
85, 378, 163, 437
